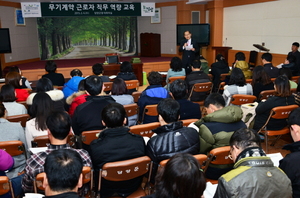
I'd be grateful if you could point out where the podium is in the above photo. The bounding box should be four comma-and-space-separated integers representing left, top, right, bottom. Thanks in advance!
212, 46, 232, 61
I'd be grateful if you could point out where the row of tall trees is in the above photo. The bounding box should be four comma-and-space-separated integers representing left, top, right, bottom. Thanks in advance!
37, 16, 137, 60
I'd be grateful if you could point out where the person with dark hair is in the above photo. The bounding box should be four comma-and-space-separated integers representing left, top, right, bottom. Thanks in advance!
90, 103, 145, 198
116, 61, 137, 94
179, 31, 199, 74
144, 153, 206, 198
62, 69, 84, 98
43, 149, 84, 198
214, 128, 292, 198
253, 75, 296, 131
251, 66, 274, 99
25, 92, 54, 148
233, 52, 252, 79
92, 63, 110, 82
9, 66, 31, 89
287, 42, 300, 75
223, 68, 253, 106
137, 71, 169, 124
26, 77, 65, 113
0, 84, 27, 116
165, 57, 186, 85
146, 98, 199, 180
111, 78, 136, 126
280, 67, 298, 88
42, 61, 65, 86
189, 93, 246, 179
198, 55, 209, 74
211, 54, 229, 92
66, 79, 87, 116
5, 72, 29, 102
169, 79, 200, 120
72, 76, 115, 137
261, 53, 279, 78
22, 111, 92, 193
279, 107, 300, 197
281, 54, 297, 75
185, 60, 211, 101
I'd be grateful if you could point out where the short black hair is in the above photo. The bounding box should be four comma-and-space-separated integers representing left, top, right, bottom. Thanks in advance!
111, 78, 128, 95
46, 111, 71, 140
102, 103, 126, 128
70, 69, 82, 77
204, 93, 225, 108
0, 84, 17, 102
120, 61, 133, 72
261, 53, 272, 62
45, 61, 57, 73
288, 108, 300, 126
147, 71, 162, 85
229, 128, 261, 150
191, 60, 201, 69
170, 57, 183, 72
92, 63, 104, 75
36, 77, 53, 92
78, 79, 85, 92
85, 75, 103, 96
0, 102, 6, 117
157, 98, 180, 123
44, 149, 83, 192
169, 79, 187, 100
292, 42, 300, 48
235, 52, 246, 61
228, 68, 246, 86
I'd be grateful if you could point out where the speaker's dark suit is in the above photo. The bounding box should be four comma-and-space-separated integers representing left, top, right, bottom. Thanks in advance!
179, 38, 199, 74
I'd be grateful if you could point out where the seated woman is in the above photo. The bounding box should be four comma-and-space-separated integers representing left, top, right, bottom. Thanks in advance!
223, 68, 253, 106
165, 57, 186, 85
5, 72, 29, 102
67, 79, 87, 116
111, 78, 137, 126
26, 77, 65, 113
116, 61, 137, 94
25, 92, 53, 148
0, 102, 27, 180
8, 66, 32, 89
143, 153, 206, 198
279, 68, 298, 89
42, 61, 65, 86
0, 84, 27, 116
251, 66, 274, 99
211, 54, 229, 92
253, 75, 296, 131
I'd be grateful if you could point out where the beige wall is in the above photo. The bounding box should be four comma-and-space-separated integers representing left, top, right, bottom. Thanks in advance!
0, 6, 40, 64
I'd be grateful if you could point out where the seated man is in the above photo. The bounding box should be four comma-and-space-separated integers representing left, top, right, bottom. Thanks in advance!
214, 128, 292, 198
169, 79, 201, 120
138, 71, 169, 124
146, 98, 200, 177
43, 149, 84, 198
22, 111, 92, 192
189, 93, 246, 180
90, 103, 145, 198
279, 107, 300, 197
185, 60, 210, 102
72, 75, 115, 136
262, 53, 279, 78
92, 63, 110, 82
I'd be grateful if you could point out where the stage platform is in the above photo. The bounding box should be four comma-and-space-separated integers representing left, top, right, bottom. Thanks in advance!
16, 56, 171, 81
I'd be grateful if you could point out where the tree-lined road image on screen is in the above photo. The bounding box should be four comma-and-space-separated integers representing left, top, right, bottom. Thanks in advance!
37, 16, 137, 60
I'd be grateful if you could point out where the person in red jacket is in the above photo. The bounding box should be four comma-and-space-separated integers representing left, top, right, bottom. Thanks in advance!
5, 72, 29, 102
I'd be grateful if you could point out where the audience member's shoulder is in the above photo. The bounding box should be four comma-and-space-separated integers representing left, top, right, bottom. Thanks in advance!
46, 90, 64, 101
26, 93, 37, 105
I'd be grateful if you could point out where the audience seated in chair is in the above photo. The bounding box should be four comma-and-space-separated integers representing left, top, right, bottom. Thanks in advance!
22, 111, 92, 193
253, 75, 296, 131
25, 93, 54, 148
92, 63, 110, 82
66, 79, 87, 117
0, 84, 27, 116
185, 60, 211, 102
143, 153, 206, 198
261, 53, 279, 78
169, 79, 201, 120
214, 128, 292, 198
90, 103, 145, 198
72, 75, 115, 137
210, 54, 229, 92
233, 52, 252, 79
251, 66, 274, 99
279, 67, 298, 89
165, 57, 186, 87
5, 71, 30, 102
116, 61, 138, 94
43, 149, 84, 198
138, 72, 170, 124
189, 93, 246, 180
42, 61, 65, 86
62, 69, 84, 99
279, 107, 300, 198
8, 66, 32, 89
146, 98, 199, 181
